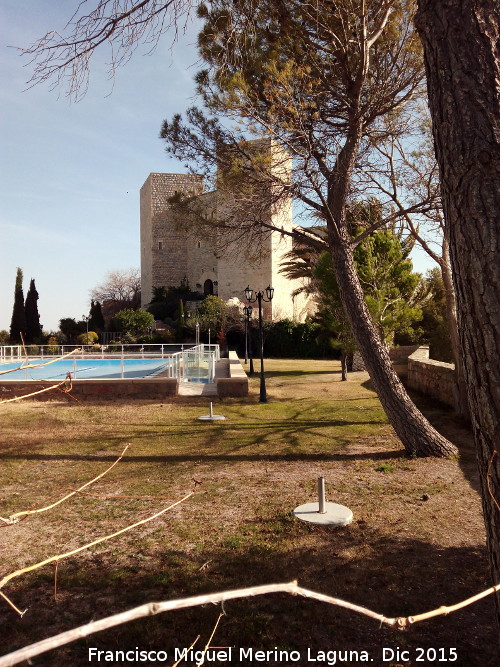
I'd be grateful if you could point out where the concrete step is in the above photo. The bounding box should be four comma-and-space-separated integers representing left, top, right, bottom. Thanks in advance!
178, 381, 218, 396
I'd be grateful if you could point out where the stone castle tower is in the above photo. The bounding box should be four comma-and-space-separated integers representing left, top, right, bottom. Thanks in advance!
140, 139, 310, 320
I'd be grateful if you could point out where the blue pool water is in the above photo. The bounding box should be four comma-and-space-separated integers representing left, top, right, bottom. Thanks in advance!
0, 358, 171, 380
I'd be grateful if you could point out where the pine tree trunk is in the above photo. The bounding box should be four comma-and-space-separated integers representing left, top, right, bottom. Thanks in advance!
340, 351, 348, 381
416, 0, 500, 619
326, 132, 457, 458
441, 242, 469, 419
330, 236, 457, 457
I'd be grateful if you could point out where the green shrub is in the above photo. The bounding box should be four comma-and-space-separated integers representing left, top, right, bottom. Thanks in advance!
226, 319, 340, 359
155, 329, 175, 343
111, 309, 154, 334
121, 332, 138, 344
263, 320, 339, 358
77, 331, 99, 345
46, 336, 60, 355
147, 301, 169, 320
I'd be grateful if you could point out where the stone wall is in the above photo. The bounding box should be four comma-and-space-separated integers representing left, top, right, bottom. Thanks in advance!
407, 346, 457, 410
215, 138, 281, 320
389, 345, 420, 360
140, 140, 314, 321
0, 378, 179, 401
186, 191, 219, 296
140, 175, 153, 307
140, 173, 204, 307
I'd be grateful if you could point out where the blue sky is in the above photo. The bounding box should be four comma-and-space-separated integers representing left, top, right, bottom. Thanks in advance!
1, 1, 435, 333
1, 0, 202, 332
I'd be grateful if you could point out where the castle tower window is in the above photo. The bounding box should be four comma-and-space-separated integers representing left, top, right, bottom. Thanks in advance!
197, 240, 201, 248
204, 279, 214, 296
158, 241, 163, 250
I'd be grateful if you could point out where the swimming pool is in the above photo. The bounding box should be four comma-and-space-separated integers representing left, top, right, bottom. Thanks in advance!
0, 358, 171, 380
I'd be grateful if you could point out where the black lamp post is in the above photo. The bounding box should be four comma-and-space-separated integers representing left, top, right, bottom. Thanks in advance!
244, 285, 274, 403
243, 304, 254, 372
82, 315, 90, 345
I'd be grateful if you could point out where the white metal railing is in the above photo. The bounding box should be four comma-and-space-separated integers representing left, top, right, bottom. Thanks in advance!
0, 344, 221, 384
0, 343, 200, 362
0, 346, 23, 363
170, 344, 220, 383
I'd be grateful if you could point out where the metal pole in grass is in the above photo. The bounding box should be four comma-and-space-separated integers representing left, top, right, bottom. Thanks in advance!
293, 478, 353, 526
318, 477, 326, 514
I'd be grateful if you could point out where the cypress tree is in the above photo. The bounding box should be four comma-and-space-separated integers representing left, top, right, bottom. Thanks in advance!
10, 267, 26, 344
89, 300, 105, 332
24, 278, 42, 343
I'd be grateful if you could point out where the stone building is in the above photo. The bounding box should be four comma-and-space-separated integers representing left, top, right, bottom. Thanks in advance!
140, 138, 311, 321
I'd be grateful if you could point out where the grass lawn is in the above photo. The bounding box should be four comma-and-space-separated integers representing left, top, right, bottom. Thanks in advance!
0, 359, 497, 666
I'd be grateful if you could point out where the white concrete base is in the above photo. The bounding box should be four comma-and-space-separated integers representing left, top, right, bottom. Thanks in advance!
293, 502, 353, 526
197, 402, 226, 421
198, 414, 226, 421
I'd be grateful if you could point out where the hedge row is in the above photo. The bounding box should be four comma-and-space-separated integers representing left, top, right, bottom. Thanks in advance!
226, 319, 339, 359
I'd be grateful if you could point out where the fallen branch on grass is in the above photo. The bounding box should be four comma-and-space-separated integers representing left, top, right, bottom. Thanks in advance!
172, 635, 200, 667
196, 613, 224, 667
1, 579, 499, 667
0, 445, 129, 525
0, 491, 195, 616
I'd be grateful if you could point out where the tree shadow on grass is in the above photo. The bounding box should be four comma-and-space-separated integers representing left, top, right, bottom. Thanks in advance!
399, 388, 482, 497
0, 402, 402, 463
359, 378, 483, 498
260, 369, 340, 379
0, 521, 497, 666
0, 450, 407, 464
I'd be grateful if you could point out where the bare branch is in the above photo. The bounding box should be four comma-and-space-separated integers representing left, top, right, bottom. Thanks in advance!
90, 267, 141, 305
0, 491, 195, 614
197, 613, 224, 667
0, 377, 73, 406
2, 445, 129, 525
1, 579, 499, 666
17, 1, 197, 101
